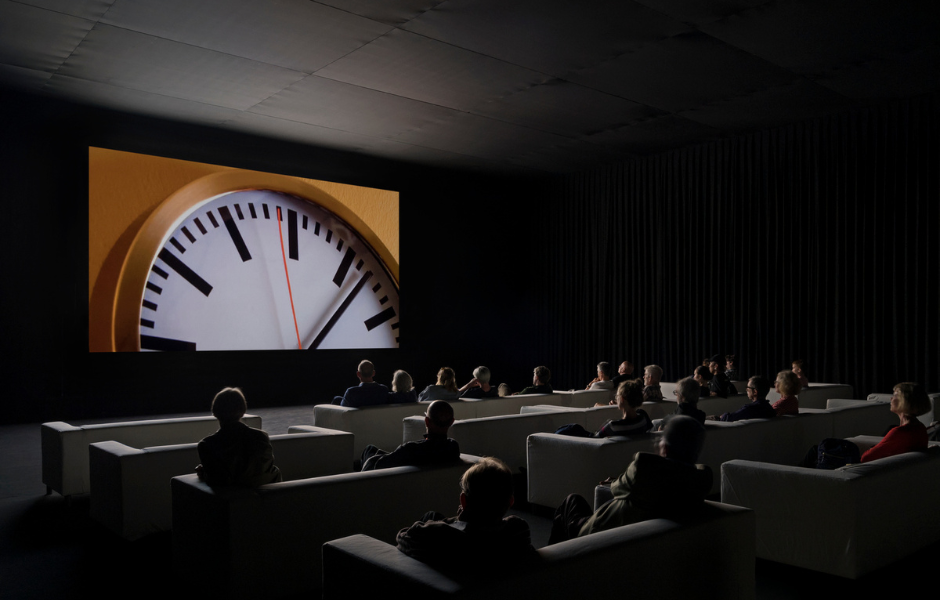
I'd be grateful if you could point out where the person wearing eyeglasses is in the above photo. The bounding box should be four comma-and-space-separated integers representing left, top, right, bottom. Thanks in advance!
716, 376, 775, 421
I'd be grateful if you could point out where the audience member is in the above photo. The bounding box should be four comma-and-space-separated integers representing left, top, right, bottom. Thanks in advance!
548, 415, 712, 543
724, 354, 738, 381
360, 400, 460, 471
594, 379, 652, 437
332, 360, 389, 407
611, 360, 636, 387
498, 383, 512, 397
585, 361, 615, 391
387, 369, 418, 404
708, 355, 737, 397
772, 370, 801, 416
418, 367, 460, 402
196, 387, 281, 487
659, 376, 706, 429
396, 457, 539, 584
514, 365, 553, 395
860, 382, 931, 462
693, 365, 712, 398
641, 364, 664, 402
717, 376, 775, 421
792, 359, 810, 389
458, 366, 499, 399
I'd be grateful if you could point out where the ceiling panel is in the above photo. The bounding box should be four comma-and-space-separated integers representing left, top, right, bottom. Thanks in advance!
0, 63, 53, 92
316, 28, 550, 113
809, 43, 940, 102
101, 0, 392, 73
569, 31, 798, 112
250, 75, 460, 139
56, 24, 306, 110
316, 0, 445, 27
585, 113, 722, 154
403, 0, 692, 78
700, 1, 940, 76
473, 78, 665, 138
44, 73, 243, 124
0, 1, 95, 73
677, 79, 852, 131
18, 0, 113, 20
633, 0, 770, 26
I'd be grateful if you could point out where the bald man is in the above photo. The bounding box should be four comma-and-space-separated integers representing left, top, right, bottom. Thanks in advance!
361, 400, 460, 471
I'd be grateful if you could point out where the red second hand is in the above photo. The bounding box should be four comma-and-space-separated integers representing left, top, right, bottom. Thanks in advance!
277, 207, 302, 349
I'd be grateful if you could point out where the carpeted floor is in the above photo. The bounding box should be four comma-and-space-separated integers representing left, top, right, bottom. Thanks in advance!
0, 408, 933, 599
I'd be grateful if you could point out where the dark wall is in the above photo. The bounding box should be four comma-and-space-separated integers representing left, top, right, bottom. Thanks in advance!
0, 91, 543, 424
541, 94, 940, 399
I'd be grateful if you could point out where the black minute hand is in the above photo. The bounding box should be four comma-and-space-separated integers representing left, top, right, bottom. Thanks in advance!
308, 271, 373, 349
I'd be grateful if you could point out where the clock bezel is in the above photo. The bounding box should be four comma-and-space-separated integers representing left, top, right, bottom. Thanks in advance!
111, 170, 399, 352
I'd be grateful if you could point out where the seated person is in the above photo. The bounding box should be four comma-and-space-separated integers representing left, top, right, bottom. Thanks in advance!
658, 377, 706, 429
792, 359, 810, 389
458, 366, 498, 399
514, 365, 553, 395
396, 457, 538, 584
861, 382, 931, 462
708, 355, 736, 397
724, 354, 738, 381
585, 361, 615, 391
692, 365, 712, 398
549, 415, 712, 543
387, 369, 418, 404
497, 383, 512, 397
196, 387, 281, 487
594, 379, 652, 437
332, 360, 389, 407
772, 370, 801, 416
418, 367, 460, 402
360, 400, 460, 471
611, 360, 636, 388
641, 364, 665, 402
799, 382, 931, 468
717, 375, 774, 421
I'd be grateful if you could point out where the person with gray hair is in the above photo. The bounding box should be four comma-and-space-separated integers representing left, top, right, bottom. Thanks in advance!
196, 387, 282, 487
642, 364, 665, 402
388, 369, 418, 404
585, 361, 615, 391
458, 366, 498, 398
548, 415, 711, 543
332, 359, 390, 407
656, 376, 707, 430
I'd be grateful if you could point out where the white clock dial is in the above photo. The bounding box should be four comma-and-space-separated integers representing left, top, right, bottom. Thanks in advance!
137, 189, 399, 351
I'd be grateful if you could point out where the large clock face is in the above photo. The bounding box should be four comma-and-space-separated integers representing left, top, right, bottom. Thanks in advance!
132, 188, 399, 351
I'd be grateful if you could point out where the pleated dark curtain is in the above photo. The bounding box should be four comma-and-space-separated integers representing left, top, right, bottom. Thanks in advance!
539, 95, 940, 398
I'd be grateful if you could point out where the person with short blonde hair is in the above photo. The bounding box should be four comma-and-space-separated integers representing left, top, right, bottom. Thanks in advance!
642, 364, 664, 402
772, 370, 801, 416
388, 370, 418, 404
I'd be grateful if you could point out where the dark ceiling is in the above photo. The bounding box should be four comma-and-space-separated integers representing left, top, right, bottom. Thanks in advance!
2, 0, 939, 174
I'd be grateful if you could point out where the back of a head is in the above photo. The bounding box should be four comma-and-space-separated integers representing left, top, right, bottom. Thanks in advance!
645, 364, 662, 383
618, 379, 644, 408
437, 367, 457, 392
676, 377, 700, 405
661, 415, 706, 464
212, 387, 247, 423
776, 370, 801, 396
473, 366, 491, 384
459, 457, 514, 522
694, 365, 712, 382
597, 361, 612, 378
426, 400, 455, 429
392, 369, 413, 393
358, 360, 375, 379
535, 365, 551, 383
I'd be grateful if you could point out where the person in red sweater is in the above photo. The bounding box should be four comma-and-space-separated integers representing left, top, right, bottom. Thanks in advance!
771, 370, 801, 416
861, 382, 932, 462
